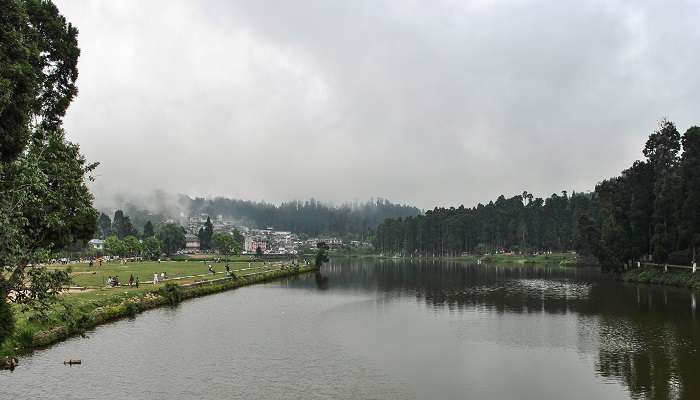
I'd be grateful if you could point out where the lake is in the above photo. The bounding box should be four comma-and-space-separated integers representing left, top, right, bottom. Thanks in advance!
2, 259, 699, 399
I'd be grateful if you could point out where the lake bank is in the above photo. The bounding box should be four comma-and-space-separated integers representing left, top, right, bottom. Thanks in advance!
329, 252, 580, 266
622, 267, 700, 290
1, 264, 316, 365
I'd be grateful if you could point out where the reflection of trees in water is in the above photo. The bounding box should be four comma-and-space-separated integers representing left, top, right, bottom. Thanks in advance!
593, 289, 700, 400
314, 271, 329, 290
289, 259, 700, 399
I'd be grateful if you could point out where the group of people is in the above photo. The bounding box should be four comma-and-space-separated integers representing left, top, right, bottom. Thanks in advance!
106, 274, 140, 288
152, 271, 167, 284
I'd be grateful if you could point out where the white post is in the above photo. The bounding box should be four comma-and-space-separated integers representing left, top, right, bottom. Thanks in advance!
664, 264, 668, 273
637, 261, 640, 269
693, 262, 697, 274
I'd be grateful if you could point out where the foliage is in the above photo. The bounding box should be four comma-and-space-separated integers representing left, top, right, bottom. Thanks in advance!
315, 241, 330, 267
375, 191, 593, 257
122, 235, 141, 256
104, 235, 125, 256
158, 223, 185, 255
111, 209, 137, 239
197, 217, 214, 250
0, 293, 13, 346
141, 236, 161, 260
212, 232, 240, 259
98, 212, 112, 238
143, 220, 155, 237
157, 283, 183, 305
0, 0, 97, 331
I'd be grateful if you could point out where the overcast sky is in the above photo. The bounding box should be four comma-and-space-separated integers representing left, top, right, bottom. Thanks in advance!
55, 0, 699, 209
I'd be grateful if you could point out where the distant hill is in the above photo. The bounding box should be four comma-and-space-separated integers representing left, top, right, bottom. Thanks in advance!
101, 193, 421, 239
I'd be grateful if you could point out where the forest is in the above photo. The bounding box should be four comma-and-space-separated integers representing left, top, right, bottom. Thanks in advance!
118, 196, 421, 239
374, 120, 700, 268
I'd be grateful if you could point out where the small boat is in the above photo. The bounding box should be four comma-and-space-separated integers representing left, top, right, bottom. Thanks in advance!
63, 359, 82, 365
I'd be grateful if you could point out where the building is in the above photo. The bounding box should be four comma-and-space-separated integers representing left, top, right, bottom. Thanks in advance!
88, 239, 105, 250
245, 236, 267, 253
185, 233, 200, 252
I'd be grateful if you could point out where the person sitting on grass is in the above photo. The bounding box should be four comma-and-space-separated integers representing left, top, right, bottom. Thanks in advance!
129, 274, 134, 287
208, 265, 215, 274
135, 275, 140, 288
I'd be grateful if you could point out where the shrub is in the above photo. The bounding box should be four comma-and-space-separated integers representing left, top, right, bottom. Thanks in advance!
158, 283, 184, 305
15, 328, 35, 350
0, 299, 14, 348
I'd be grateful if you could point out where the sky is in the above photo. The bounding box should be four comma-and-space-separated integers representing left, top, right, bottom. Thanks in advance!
55, 0, 700, 210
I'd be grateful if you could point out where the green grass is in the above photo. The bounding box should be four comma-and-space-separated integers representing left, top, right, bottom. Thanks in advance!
50, 259, 271, 287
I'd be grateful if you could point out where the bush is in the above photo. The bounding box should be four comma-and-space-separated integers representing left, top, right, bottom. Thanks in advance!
0, 299, 14, 348
158, 283, 184, 305
124, 301, 140, 317
15, 328, 35, 350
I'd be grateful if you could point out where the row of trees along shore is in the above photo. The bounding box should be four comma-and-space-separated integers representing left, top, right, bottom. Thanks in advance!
374, 120, 700, 269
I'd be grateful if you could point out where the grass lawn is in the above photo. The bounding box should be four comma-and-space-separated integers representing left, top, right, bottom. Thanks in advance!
49, 259, 276, 288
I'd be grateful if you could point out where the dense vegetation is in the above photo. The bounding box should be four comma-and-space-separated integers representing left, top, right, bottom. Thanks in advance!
375, 120, 700, 269
374, 191, 593, 257
0, 0, 97, 346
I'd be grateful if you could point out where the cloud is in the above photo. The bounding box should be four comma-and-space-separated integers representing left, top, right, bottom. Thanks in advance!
55, 0, 700, 209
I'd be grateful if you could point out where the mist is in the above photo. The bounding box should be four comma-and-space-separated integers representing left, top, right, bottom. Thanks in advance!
55, 0, 700, 209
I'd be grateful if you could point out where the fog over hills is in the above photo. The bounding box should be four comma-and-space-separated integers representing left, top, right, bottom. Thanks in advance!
55, 0, 700, 209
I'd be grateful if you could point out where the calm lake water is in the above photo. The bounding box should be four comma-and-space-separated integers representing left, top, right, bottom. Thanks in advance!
3, 260, 700, 399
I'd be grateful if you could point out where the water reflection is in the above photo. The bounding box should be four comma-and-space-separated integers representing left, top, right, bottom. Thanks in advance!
287, 259, 700, 400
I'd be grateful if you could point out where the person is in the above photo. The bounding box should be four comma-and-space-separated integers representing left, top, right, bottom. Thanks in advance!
225, 264, 230, 273
113, 276, 120, 286
153, 273, 159, 284
9, 357, 18, 371
208, 265, 214, 274
129, 274, 134, 287
89, 259, 93, 268
160, 272, 165, 281
98, 259, 102, 267
107, 276, 112, 287
135, 275, 140, 288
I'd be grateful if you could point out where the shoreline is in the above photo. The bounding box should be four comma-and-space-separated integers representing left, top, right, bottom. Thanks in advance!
1, 265, 317, 368
621, 267, 700, 290
329, 253, 581, 266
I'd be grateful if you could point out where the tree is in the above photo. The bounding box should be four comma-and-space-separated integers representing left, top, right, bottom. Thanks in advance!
213, 233, 237, 261
680, 126, 700, 261
158, 223, 185, 256
255, 246, 263, 258
232, 228, 245, 249
1, 0, 96, 346
644, 120, 682, 262
122, 235, 141, 257
141, 236, 161, 260
143, 220, 155, 238
104, 235, 125, 256
98, 213, 112, 238
315, 241, 330, 268
198, 217, 214, 250
112, 210, 137, 239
